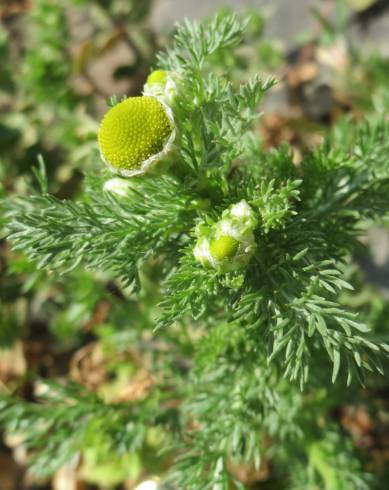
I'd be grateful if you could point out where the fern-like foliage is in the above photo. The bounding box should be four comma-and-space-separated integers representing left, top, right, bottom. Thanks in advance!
2, 12, 389, 489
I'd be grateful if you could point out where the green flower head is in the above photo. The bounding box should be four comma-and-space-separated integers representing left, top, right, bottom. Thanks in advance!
194, 200, 258, 272
98, 96, 175, 177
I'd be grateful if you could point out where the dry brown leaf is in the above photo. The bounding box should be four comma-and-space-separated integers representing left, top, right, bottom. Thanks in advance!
228, 457, 270, 484
0, 0, 31, 19
0, 341, 26, 385
317, 42, 350, 73
341, 405, 373, 436
53, 456, 86, 490
287, 62, 319, 87
0, 451, 23, 490
70, 342, 155, 402
4, 432, 28, 466
83, 300, 111, 333
115, 368, 154, 403
261, 114, 323, 154
341, 405, 375, 449
70, 342, 108, 391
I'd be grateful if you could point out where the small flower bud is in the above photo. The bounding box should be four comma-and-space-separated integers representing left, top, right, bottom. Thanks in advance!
209, 235, 239, 262
143, 70, 177, 104
194, 200, 257, 272
147, 70, 168, 85
98, 96, 175, 177
103, 178, 133, 197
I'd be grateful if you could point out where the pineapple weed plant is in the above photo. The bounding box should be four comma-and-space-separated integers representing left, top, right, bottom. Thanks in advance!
2, 12, 389, 490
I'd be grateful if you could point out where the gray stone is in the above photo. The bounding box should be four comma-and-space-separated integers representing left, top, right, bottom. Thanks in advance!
150, 0, 389, 53
151, 0, 319, 44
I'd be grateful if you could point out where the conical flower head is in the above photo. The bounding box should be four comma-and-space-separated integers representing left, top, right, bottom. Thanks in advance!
98, 96, 175, 177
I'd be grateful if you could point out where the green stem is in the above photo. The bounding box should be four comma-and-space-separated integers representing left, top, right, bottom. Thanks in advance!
309, 442, 339, 490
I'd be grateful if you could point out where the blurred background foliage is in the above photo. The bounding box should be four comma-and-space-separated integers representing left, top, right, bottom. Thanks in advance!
0, 0, 159, 196
0, 2, 165, 485
1, 0, 389, 488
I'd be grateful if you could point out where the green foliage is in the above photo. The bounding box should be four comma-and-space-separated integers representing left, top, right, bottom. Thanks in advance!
157, 14, 247, 71
0, 0, 157, 195
290, 431, 373, 490
22, 0, 72, 101
0, 382, 160, 478
5, 168, 197, 289
2, 10, 389, 490
251, 178, 302, 233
